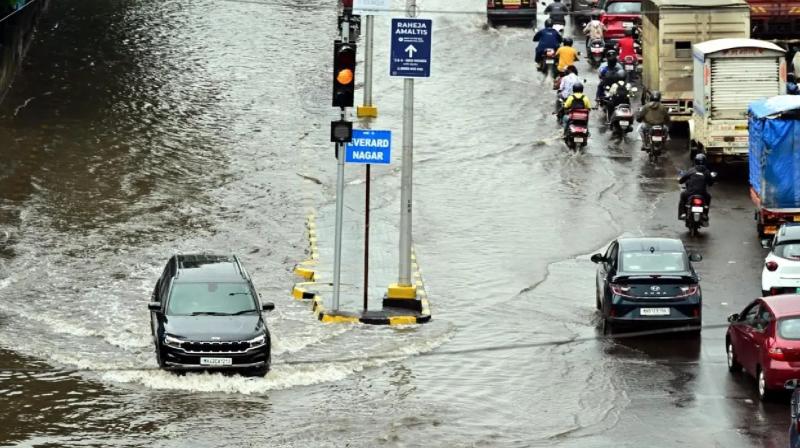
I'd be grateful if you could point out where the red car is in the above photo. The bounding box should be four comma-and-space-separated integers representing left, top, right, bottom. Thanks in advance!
726, 295, 800, 400
599, 0, 641, 40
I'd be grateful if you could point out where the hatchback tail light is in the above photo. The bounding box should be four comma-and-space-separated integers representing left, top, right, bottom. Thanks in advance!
692, 197, 704, 206
769, 347, 786, 361
676, 285, 699, 297
766, 261, 779, 272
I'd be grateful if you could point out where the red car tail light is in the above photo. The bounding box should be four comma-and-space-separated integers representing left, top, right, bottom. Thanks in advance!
766, 261, 779, 272
610, 284, 634, 298
676, 285, 699, 298
692, 197, 704, 206
769, 347, 786, 361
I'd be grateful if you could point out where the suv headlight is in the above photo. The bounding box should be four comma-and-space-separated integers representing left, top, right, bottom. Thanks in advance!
247, 334, 266, 348
164, 334, 183, 349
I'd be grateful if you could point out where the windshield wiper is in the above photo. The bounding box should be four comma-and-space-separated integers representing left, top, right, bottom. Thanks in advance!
189, 311, 233, 316
229, 309, 258, 315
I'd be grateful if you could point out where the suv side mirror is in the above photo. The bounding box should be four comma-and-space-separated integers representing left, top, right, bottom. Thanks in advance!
590, 253, 605, 263
761, 239, 772, 249
727, 313, 740, 323
262, 302, 275, 312
148, 302, 162, 311
688, 252, 703, 262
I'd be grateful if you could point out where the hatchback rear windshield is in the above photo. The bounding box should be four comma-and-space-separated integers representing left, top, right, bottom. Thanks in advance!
167, 282, 256, 315
620, 251, 688, 273
779, 318, 800, 340
606, 2, 641, 13
774, 242, 800, 260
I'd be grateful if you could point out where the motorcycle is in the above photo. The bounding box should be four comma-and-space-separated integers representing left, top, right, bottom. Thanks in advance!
642, 124, 668, 163
604, 83, 638, 138
539, 48, 557, 77
564, 108, 590, 150
623, 55, 637, 83
681, 171, 717, 236
588, 39, 605, 68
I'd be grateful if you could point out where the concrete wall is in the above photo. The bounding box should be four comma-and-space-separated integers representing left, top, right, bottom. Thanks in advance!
0, 0, 49, 103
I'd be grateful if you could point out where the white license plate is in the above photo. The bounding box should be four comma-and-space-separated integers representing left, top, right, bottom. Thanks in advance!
546, 60, 554, 64
620, 120, 629, 126
200, 357, 232, 366
623, 21, 634, 28
691, 206, 704, 213
573, 137, 584, 143
625, 64, 634, 70
640, 308, 670, 316
652, 136, 663, 141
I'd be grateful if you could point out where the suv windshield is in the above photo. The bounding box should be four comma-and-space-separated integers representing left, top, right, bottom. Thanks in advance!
774, 242, 800, 260
167, 282, 257, 315
620, 251, 688, 273
779, 317, 800, 340
606, 2, 641, 13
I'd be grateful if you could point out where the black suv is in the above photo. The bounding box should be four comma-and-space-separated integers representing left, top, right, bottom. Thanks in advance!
148, 254, 275, 376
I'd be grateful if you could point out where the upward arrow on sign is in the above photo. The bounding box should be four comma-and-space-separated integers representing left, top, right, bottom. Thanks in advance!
404, 45, 417, 58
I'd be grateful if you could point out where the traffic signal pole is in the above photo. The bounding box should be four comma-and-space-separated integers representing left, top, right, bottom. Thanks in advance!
356, 15, 377, 118
331, 16, 351, 312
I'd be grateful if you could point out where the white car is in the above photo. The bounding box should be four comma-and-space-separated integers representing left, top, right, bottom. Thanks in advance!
762, 224, 800, 296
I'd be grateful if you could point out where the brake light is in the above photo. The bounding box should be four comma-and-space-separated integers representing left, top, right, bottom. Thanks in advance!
624, 55, 634, 63
677, 285, 699, 297
610, 284, 634, 297
767, 261, 779, 272
769, 347, 786, 361
692, 198, 704, 206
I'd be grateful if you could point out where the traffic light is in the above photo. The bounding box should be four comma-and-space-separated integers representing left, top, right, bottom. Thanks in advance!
332, 40, 357, 108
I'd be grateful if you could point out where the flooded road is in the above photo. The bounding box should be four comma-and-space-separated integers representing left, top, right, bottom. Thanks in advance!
0, 0, 791, 446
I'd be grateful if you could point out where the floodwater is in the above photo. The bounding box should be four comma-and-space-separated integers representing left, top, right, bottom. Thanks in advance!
0, 0, 789, 446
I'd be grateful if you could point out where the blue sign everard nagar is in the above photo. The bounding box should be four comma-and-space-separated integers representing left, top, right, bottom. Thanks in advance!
345, 129, 392, 164
390, 18, 432, 78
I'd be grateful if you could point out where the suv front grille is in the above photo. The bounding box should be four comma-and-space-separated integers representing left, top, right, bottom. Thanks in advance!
182, 341, 250, 353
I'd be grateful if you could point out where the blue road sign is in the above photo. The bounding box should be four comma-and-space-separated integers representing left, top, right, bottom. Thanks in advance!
345, 129, 392, 164
390, 18, 432, 78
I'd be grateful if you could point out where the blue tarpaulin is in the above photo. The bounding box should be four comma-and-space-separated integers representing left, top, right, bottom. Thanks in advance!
749, 97, 800, 208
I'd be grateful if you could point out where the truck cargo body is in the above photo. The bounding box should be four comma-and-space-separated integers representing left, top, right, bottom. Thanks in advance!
641, 0, 750, 121
748, 0, 800, 41
748, 96, 800, 236
691, 39, 785, 162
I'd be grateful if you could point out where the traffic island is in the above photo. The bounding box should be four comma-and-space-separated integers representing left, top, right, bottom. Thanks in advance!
289, 206, 431, 326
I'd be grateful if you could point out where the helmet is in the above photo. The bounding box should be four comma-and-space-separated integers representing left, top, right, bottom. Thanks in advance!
563, 37, 573, 46
615, 68, 626, 82
606, 49, 618, 59
694, 153, 707, 166
650, 90, 662, 102
545, 18, 553, 28
573, 82, 584, 93
789, 73, 797, 83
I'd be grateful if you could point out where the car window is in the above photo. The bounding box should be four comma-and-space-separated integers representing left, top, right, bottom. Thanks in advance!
166, 282, 257, 315
754, 307, 772, 331
741, 303, 760, 325
619, 251, 688, 273
773, 242, 800, 260
779, 317, 800, 340
606, 2, 641, 14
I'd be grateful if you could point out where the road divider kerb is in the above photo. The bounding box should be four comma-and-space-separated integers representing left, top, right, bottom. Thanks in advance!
289, 212, 432, 325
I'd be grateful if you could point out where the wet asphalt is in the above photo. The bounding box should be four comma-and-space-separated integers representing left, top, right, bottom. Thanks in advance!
0, 0, 793, 446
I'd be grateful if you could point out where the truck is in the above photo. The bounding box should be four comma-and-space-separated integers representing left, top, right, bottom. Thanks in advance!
748, 96, 800, 237
748, 0, 800, 41
641, 0, 750, 121
690, 39, 786, 163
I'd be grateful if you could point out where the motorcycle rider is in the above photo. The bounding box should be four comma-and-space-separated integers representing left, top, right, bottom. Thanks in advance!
557, 65, 580, 119
555, 37, 579, 74
544, 0, 569, 27
597, 50, 621, 102
636, 90, 670, 150
603, 69, 629, 117
788, 73, 800, 95
678, 153, 715, 220
533, 19, 563, 67
561, 82, 591, 134
582, 13, 606, 48
617, 27, 637, 63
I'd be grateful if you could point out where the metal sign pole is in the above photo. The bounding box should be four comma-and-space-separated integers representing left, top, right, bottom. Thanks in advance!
332, 15, 351, 312
364, 15, 374, 109
364, 163, 371, 312
397, 0, 416, 288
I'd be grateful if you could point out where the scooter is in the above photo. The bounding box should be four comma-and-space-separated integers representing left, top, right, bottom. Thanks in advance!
552, 22, 565, 35
643, 124, 668, 163
564, 108, 590, 151
604, 83, 638, 138
539, 48, 557, 77
622, 55, 638, 83
681, 171, 717, 236
588, 39, 605, 68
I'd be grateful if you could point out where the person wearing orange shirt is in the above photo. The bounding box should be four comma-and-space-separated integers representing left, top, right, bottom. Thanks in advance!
555, 38, 579, 74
